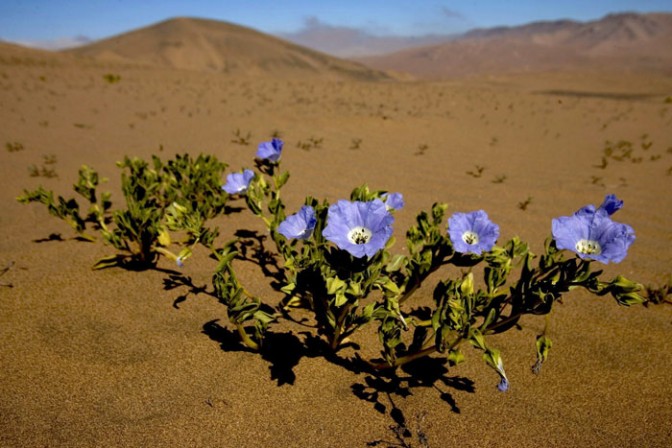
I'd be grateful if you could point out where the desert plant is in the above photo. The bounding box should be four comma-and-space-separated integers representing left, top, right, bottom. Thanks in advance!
18, 153, 229, 269
212, 139, 646, 392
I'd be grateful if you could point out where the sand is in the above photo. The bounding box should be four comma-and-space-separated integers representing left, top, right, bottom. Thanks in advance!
1, 50, 671, 447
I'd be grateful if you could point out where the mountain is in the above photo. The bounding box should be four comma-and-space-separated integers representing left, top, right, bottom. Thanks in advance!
355, 13, 672, 79
64, 17, 391, 81
278, 20, 458, 57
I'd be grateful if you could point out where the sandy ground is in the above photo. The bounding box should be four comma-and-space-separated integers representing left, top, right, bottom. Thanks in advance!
1, 53, 672, 447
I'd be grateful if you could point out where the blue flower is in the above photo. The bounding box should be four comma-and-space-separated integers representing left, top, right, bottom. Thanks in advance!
383, 192, 404, 211
598, 194, 623, 215
577, 193, 623, 218
551, 195, 635, 264
256, 138, 283, 162
497, 377, 509, 392
447, 210, 499, 255
278, 206, 317, 240
322, 199, 394, 258
222, 169, 254, 195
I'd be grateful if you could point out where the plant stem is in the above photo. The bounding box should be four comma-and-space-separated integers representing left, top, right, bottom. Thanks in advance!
486, 309, 523, 334
236, 324, 259, 351
330, 303, 353, 351
370, 338, 462, 370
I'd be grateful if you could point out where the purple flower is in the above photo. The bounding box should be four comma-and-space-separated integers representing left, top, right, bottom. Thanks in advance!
577, 193, 623, 218
448, 210, 499, 255
598, 194, 623, 216
222, 169, 254, 195
552, 195, 635, 264
497, 377, 509, 392
384, 192, 404, 211
278, 206, 317, 240
322, 199, 394, 258
256, 138, 283, 162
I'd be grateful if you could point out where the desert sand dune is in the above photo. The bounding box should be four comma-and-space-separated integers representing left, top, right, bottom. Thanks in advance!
1, 21, 672, 447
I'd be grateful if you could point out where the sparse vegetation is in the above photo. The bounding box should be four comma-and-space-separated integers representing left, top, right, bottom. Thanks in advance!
466, 165, 485, 178
231, 128, 252, 145
6, 141, 24, 152
517, 196, 533, 211
28, 155, 58, 178
644, 277, 672, 306
414, 143, 429, 156
296, 136, 324, 151
102, 73, 121, 84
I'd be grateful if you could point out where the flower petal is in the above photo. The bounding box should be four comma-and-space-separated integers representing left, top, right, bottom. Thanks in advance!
256, 138, 283, 162
278, 205, 316, 240
322, 199, 394, 258
448, 210, 499, 255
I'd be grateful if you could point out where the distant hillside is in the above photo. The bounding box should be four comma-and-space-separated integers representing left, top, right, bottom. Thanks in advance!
278, 21, 458, 57
64, 17, 392, 81
0, 40, 70, 66
356, 13, 672, 79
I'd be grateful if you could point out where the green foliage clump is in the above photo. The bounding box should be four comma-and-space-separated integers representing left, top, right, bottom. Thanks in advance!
18, 153, 228, 269
207, 145, 649, 392
102, 73, 121, 84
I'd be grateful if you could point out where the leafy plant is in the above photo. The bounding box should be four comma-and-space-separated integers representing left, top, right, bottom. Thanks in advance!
466, 165, 485, 178
211, 141, 647, 391
517, 196, 532, 210
102, 73, 121, 84
18, 136, 661, 396
231, 129, 252, 145
6, 141, 24, 152
18, 153, 229, 269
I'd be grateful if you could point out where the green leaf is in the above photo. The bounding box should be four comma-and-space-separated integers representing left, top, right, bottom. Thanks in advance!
381, 278, 400, 294
386, 254, 407, 272
280, 282, 296, 294
614, 291, 646, 306
276, 171, 290, 189
460, 272, 474, 296
533, 334, 552, 374
92, 254, 126, 270
326, 276, 346, 295
447, 348, 465, 366
360, 302, 377, 320
346, 281, 362, 296
334, 292, 348, 307
469, 328, 487, 351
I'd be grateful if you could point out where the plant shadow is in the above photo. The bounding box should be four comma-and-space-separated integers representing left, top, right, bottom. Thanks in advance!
201, 321, 366, 386
201, 319, 474, 416
163, 273, 212, 308
352, 357, 474, 416
358, 358, 475, 447
233, 229, 285, 288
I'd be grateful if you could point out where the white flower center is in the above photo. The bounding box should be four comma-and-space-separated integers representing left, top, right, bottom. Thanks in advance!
575, 239, 602, 255
347, 226, 372, 245
462, 231, 479, 245
296, 227, 312, 239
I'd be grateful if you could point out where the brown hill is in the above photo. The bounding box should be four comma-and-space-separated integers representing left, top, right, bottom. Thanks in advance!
356, 13, 672, 79
0, 40, 72, 66
64, 17, 391, 81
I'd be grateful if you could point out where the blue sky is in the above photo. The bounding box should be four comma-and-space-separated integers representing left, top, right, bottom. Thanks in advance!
2, 0, 671, 48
